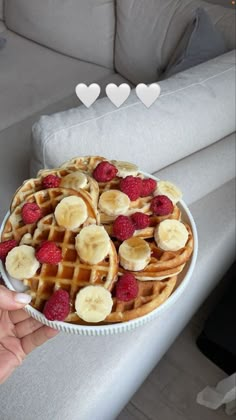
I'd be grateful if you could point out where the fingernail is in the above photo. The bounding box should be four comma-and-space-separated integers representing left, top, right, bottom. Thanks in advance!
15, 293, 32, 304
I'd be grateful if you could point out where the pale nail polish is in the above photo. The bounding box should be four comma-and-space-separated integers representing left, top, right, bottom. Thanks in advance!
15, 293, 32, 304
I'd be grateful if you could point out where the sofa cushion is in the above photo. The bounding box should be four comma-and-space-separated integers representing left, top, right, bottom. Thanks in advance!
0, 30, 114, 132
115, 0, 236, 84
155, 133, 236, 205
4, 0, 115, 69
31, 50, 236, 179
162, 8, 227, 79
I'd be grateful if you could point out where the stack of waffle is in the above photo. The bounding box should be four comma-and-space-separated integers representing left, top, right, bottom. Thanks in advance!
0, 156, 194, 325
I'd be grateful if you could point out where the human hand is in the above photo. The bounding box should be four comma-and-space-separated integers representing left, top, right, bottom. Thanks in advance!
0, 284, 58, 384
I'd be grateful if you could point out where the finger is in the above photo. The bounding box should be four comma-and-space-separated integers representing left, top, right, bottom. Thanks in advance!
9, 308, 31, 324
15, 317, 43, 339
0, 352, 21, 385
0, 285, 31, 311
21, 326, 59, 354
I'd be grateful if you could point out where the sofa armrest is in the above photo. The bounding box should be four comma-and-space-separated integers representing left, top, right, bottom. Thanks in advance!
155, 132, 236, 205
31, 50, 235, 179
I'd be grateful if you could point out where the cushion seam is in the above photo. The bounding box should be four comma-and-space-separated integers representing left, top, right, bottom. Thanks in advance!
188, 176, 236, 206
151, 131, 235, 175
42, 64, 235, 166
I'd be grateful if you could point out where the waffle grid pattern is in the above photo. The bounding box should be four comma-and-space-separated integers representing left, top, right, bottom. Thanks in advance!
106, 276, 177, 323
11, 169, 99, 210
2, 187, 98, 242
60, 156, 106, 173
22, 214, 118, 317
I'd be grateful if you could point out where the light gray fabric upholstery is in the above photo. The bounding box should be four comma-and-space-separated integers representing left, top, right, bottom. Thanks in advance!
155, 133, 236, 205
4, 0, 115, 68
0, 178, 235, 420
115, 0, 236, 84
162, 7, 227, 79
0, 71, 131, 225
0, 35, 5, 47
0, 0, 3, 20
0, 30, 114, 132
0, 4, 235, 420
0, 20, 5, 31
31, 50, 236, 176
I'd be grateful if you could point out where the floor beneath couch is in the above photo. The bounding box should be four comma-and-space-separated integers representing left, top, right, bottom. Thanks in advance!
117, 277, 231, 420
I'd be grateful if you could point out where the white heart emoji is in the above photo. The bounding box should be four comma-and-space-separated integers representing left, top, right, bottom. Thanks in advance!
136, 83, 161, 108
75, 83, 101, 108
106, 83, 131, 107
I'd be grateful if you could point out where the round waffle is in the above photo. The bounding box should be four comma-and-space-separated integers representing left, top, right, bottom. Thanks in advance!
66, 275, 177, 324
105, 275, 177, 323
11, 168, 99, 210
118, 224, 193, 281
104, 205, 181, 240
20, 214, 118, 320
2, 187, 98, 242
96, 171, 181, 239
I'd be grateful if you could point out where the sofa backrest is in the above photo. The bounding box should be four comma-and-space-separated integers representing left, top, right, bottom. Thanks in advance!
4, 0, 115, 69
30, 50, 235, 179
115, 0, 236, 84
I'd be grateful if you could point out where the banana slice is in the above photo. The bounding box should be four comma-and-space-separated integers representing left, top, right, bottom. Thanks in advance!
111, 160, 139, 177
155, 219, 188, 251
155, 180, 182, 204
75, 225, 111, 265
60, 171, 88, 190
119, 237, 151, 271
98, 190, 130, 216
54, 196, 88, 229
20, 233, 33, 245
5, 245, 40, 280
75, 285, 113, 323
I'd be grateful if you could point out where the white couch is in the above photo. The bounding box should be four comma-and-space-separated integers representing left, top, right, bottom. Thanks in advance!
0, 1, 235, 419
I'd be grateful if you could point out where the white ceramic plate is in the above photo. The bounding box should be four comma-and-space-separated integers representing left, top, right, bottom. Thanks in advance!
0, 173, 198, 336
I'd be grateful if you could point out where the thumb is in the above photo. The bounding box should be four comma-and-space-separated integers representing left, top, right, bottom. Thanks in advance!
0, 285, 32, 311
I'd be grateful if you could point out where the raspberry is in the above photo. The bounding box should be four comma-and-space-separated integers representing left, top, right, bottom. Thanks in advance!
92, 161, 118, 182
150, 195, 174, 216
43, 289, 70, 321
120, 176, 142, 201
113, 215, 135, 241
140, 178, 157, 197
36, 241, 62, 264
131, 212, 150, 229
115, 273, 139, 302
0, 240, 18, 261
22, 203, 42, 224
42, 174, 61, 189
